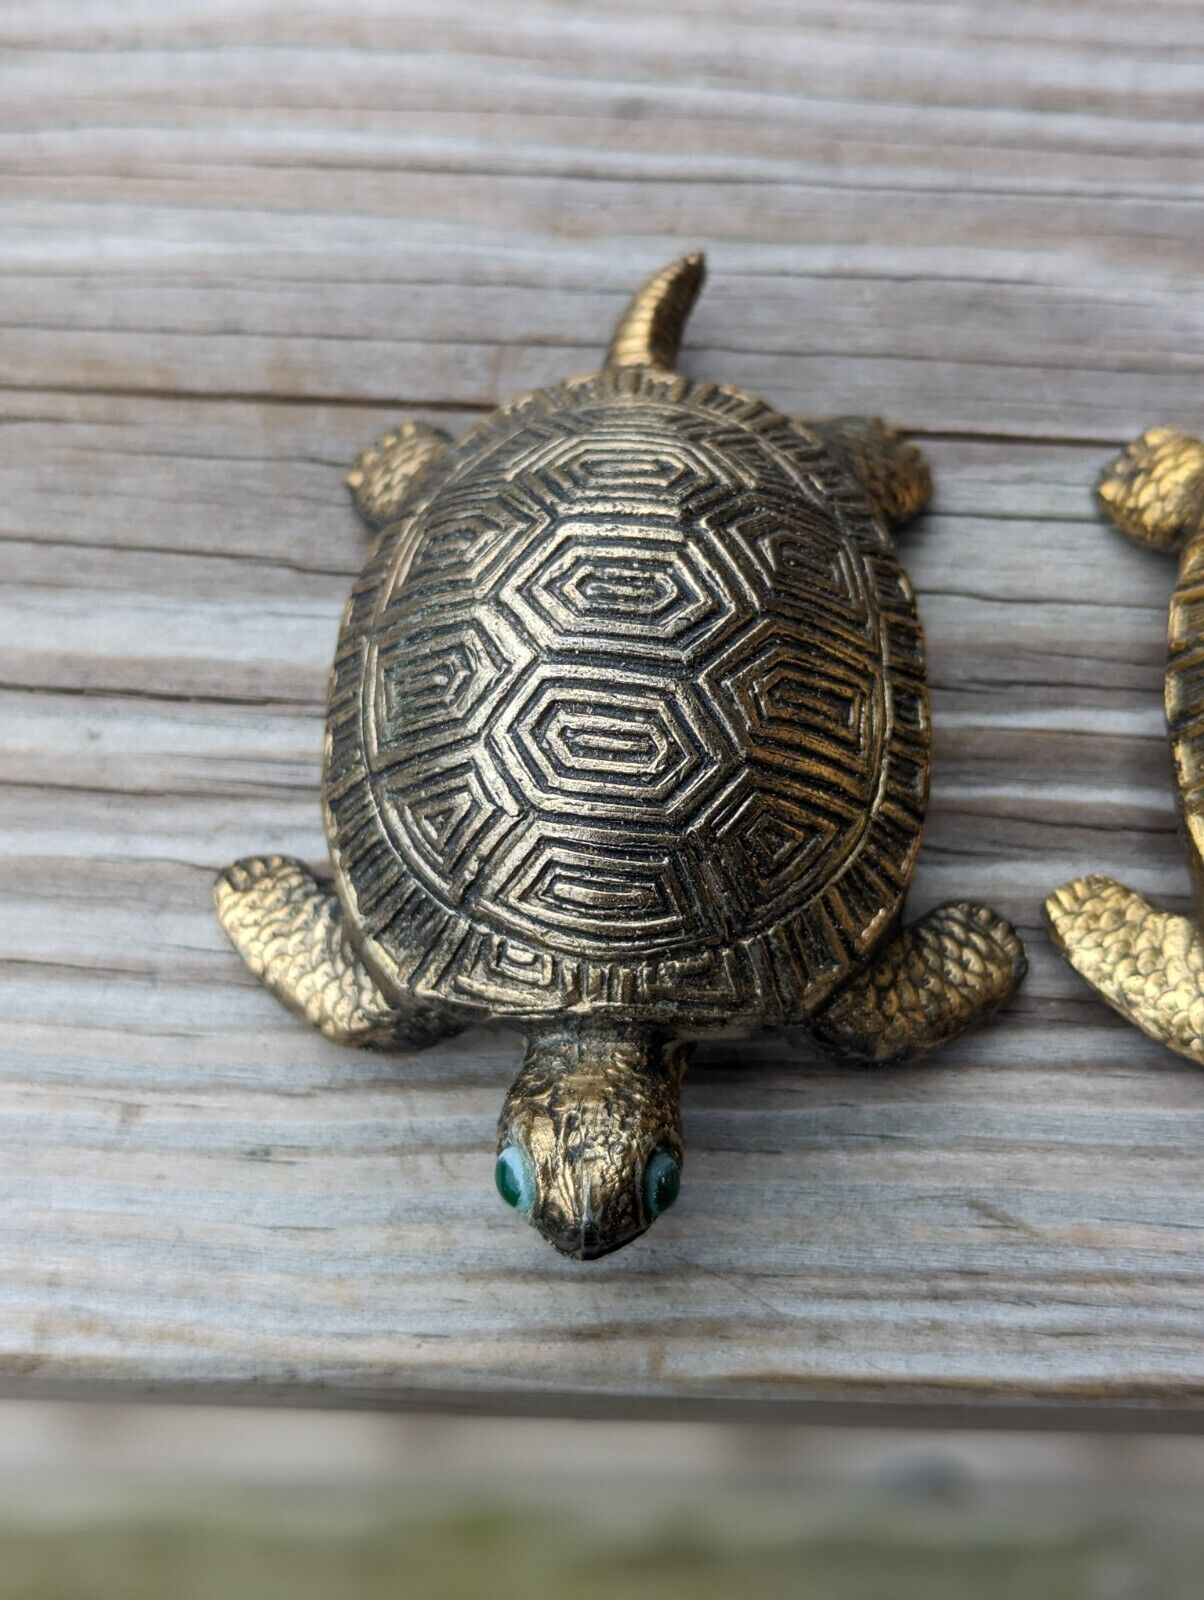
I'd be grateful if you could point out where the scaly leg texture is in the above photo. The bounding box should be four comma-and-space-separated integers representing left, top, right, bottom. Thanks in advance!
806, 416, 933, 529
1096, 427, 1204, 553
1046, 876, 1204, 1062
808, 903, 1026, 1065
215, 856, 459, 1050
345, 420, 452, 531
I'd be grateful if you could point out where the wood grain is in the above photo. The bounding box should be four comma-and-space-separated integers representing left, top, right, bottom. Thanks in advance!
0, 0, 1202, 1425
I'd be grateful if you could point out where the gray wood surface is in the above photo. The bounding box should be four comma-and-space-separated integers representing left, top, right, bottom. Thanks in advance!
1, 0, 1202, 1426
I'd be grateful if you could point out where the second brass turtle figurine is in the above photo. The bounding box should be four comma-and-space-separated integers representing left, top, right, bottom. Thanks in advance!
1047, 428, 1204, 1062
216, 253, 1026, 1259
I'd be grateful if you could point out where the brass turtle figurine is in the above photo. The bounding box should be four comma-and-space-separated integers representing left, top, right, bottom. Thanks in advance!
216, 254, 1026, 1259
1048, 428, 1204, 1062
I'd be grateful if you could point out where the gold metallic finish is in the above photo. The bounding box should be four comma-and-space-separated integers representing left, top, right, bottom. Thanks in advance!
216, 253, 1027, 1258
215, 855, 456, 1050
1047, 877, 1204, 1059
604, 251, 706, 371
498, 1028, 687, 1259
346, 420, 453, 531
815, 415, 934, 529
1095, 427, 1204, 553
1046, 429, 1204, 1063
810, 902, 1026, 1066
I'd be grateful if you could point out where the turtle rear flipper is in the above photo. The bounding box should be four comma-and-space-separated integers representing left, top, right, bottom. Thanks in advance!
1046, 876, 1204, 1064
807, 902, 1025, 1065
806, 416, 933, 529
346, 421, 452, 531
215, 856, 459, 1050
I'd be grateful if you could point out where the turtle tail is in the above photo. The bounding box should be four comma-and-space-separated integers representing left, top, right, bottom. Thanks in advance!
605, 252, 706, 372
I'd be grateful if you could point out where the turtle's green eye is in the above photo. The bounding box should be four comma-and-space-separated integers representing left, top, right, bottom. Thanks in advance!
643, 1150, 681, 1218
495, 1145, 535, 1213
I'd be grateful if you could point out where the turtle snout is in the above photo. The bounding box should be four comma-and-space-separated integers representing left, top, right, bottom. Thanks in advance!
533, 1159, 651, 1259
539, 1209, 645, 1261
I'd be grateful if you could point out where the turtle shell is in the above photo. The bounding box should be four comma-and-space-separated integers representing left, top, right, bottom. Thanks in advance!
324, 367, 928, 1029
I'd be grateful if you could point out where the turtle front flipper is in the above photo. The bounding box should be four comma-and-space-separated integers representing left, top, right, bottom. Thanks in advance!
215, 856, 458, 1050
806, 903, 1026, 1065
1096, 427, 1204, 553
1046, 876, 1204, 1063
346, 421, 452, 531
804, 416, 932, 529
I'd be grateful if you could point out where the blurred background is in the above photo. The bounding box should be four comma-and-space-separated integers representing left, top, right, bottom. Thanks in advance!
0, 1404, 1199, 1599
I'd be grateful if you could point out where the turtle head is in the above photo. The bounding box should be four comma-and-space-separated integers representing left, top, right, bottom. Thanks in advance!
496, 1030, 685, 1260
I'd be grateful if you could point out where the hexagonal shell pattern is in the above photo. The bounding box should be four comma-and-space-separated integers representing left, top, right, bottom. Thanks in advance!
324, 367, 928, 1029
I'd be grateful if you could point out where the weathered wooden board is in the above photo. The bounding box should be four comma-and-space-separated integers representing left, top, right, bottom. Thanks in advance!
0, 0, 1202, 1425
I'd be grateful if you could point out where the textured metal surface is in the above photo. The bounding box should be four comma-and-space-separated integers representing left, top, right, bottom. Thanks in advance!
326, 367, 928, 1027
810, 902, 1026, 1066
1047, 430, 1204, 1063
605, 251, 706, 371
345, 420, 453, 532
218, 254, 1026, 1257
497, 1029, 688, 1259
810, 416, 934, 529
214, 855, 456, 1050
1047, 876, 1204, 1059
